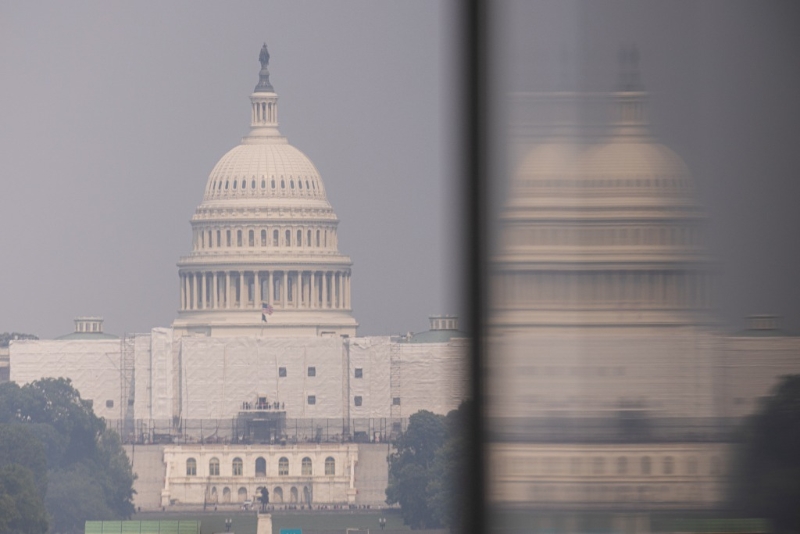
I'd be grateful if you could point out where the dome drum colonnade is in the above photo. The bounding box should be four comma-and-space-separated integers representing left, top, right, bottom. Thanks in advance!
179, 268, 351, 312
174, 44, 358, 337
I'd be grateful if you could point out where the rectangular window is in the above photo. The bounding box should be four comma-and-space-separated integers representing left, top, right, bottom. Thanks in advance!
308, 366, 316, 377
307, 395, 316, 405
354, 396, 363, 407
279, 367, 287, 377
355, 368, 363, 378
106, 400, 114, 408
392, 397, 401, 406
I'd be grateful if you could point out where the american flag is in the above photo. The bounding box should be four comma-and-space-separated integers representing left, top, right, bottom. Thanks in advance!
261, 302, 274, 322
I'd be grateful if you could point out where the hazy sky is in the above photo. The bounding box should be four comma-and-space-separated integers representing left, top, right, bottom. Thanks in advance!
0, 2, 458, 338
1, 2, 798, 339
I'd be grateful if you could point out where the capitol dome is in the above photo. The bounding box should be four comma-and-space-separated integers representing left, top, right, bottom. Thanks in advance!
173, 45, 358, 338
493, 66, 714, 330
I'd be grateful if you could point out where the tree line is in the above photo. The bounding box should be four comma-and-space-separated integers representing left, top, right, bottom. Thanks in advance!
0, 378, 135, 534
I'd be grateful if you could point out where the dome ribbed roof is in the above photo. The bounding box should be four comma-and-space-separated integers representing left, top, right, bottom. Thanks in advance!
203, 141, 327, 201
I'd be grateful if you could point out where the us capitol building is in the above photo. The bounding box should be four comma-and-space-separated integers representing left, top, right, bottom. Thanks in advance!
5, 46, 800, 519
8, 45, 467, 510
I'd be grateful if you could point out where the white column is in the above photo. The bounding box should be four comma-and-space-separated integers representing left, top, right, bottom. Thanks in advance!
238, 272, 245, 309
282, 271, 287, 308
311, 272, 316, 308
212, 272, 218, 309
336, 272, 341, 309
294, 271, 303, 308
191, 273, 198, 310
225, 272, 231, 309
200, 273, 206, 310
322, 271, 328, 308
345, 272, 350, 309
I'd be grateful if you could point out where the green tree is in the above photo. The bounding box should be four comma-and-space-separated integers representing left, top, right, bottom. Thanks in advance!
0, 379, 135, 533
427, 401, 469, 531
386, 410, 446, 529
0, 424, 48, 496
729, 374, 800, 532
0, 464, 48, 534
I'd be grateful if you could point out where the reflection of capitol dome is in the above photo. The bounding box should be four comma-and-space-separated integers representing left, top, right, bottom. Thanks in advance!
173, 45, 358, 337
494, 75, 713, 330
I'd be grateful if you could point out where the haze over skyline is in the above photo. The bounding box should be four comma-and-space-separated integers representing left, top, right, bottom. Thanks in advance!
1, 2, 798, 339
0, 2, 459, 339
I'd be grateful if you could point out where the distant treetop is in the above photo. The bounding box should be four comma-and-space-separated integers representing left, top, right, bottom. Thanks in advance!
0, 333, 38, 348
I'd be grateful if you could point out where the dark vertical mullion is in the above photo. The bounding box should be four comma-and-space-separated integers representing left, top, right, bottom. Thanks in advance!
462, 0, 488, 532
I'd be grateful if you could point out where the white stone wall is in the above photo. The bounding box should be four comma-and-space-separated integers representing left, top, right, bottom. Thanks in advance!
162, 444, 358, 506
489, 442, 729, 510
487, 327, 720, 420
10, 339, 123, 422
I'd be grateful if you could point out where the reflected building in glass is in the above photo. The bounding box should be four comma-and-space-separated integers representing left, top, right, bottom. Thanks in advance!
486, 51, 800, 523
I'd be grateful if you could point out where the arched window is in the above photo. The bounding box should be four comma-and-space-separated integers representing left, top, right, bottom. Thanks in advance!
255, 457, 266, 477
261, 230, 267, 246
307, 230, 312, 247
281, 179, 285, 189
299, 180, 303, 189
186, 458, 197, 476
241, 179, 246, 189
238, 487, 247, 502
226, 230, 231, 247
261, 179, 266, 189
271, 179, 276, 189
233, 179, 237, 189
616, 456, 627, 475
273, 229, 279, 247
217, 230, 221, 247
225, 180, 229, 189
251, 179, 256, 189
273, 486, 284, 503
285, 229, 291, 246
316, 230, 320, 247
279, 457, 289, 476
208, 230, 212, 248
663, 456, 674, 475
641, 456, 651, 475
290, 180, 295, 189
325, 457, 335, 476
248, 230, 254, 247
222, 487, 231, 503
209, 458, 220, 476
290, 486, 298, 503
302, 457, 312, 476
297, 229, 302, 246
237, 230, 242, 247
232, 457, 243, 476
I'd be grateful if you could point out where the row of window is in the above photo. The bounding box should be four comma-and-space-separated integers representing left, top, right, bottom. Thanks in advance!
196, 227, 334, 250
277, 367, 364, 379
505, 455, 722, 477
186, 456, 335, 477
516, 177, 691, 191
304, 394, 400, 406
208, 175, 322, 195
504, 225, 703, 248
